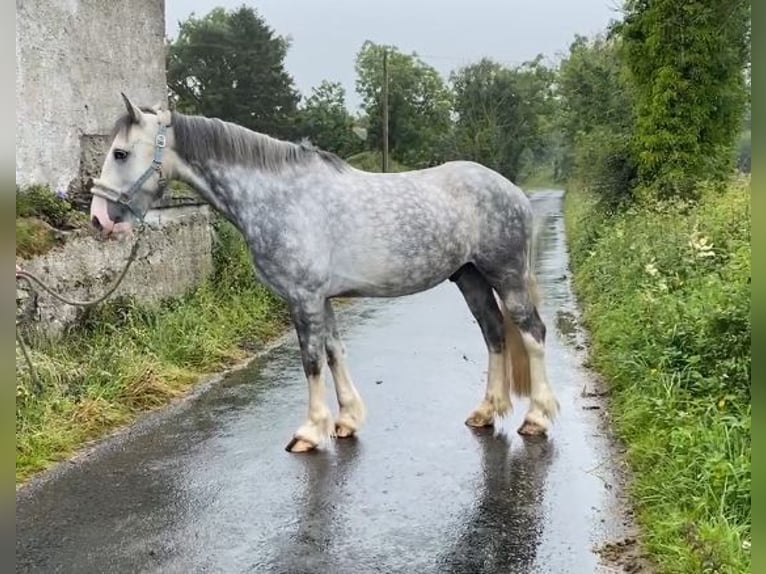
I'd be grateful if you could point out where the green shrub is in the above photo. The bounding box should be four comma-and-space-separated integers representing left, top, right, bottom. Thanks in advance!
565, 175, 751, 573
16, 185, 76, 228
573, 127, 637, 207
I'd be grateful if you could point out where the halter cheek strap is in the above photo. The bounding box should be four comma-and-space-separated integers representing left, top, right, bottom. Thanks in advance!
91, 123, 169, 222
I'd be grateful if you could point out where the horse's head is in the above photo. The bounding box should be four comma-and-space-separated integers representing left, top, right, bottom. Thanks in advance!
89, 93, 175, 236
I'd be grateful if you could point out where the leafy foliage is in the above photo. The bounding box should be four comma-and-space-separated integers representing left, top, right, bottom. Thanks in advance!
449, 56, 555, 182
617, 0, 751, 199
566, 177, 751, 572
296, 81, 365, 158
355, 41, 453, 168
16, 185, 77, 228
555, 35, 637, 204
167, 5, 300, 139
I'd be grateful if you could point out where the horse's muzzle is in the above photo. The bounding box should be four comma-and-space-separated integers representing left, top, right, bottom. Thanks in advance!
90, 195, 132, 237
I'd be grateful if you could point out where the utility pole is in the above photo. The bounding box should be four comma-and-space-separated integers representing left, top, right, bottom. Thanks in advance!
382, 49, 390, 173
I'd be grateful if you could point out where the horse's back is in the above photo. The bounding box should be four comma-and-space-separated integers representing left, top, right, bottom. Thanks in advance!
322, 160, 532, 297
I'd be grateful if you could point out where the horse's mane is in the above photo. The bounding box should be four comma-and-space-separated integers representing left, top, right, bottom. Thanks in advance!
112, 109, 349, 174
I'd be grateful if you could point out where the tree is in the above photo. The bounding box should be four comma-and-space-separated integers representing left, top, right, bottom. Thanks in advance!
355, 41, 452, 168
167, 5, 300, 140
617, 0, 751, 199
554, 34, 637, 202
295, 81, 364, 158
449, 57, 554, 182
556, 35, 634, 156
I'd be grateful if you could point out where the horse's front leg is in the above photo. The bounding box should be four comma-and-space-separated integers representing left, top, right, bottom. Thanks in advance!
285, 297, 335, 453
324, 300, 366, 438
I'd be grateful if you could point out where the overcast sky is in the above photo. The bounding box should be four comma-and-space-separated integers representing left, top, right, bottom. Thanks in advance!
165, 0, 621, 111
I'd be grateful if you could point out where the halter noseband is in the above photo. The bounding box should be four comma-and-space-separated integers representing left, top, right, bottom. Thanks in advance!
91, 122, 169, 222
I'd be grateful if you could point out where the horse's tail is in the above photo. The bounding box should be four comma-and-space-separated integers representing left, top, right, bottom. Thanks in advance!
500, 212, 541, 398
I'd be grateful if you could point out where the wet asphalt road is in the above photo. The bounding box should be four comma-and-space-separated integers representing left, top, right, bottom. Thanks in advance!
17, 190, 631, 574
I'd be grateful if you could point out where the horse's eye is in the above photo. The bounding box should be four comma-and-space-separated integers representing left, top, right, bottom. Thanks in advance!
113, 149, 129, 161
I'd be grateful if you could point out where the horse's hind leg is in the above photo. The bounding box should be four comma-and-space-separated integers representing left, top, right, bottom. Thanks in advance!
324, 300, 366, 438
499, 281, 560, 435
451, 264, 510, 427
285, 297, 335, 453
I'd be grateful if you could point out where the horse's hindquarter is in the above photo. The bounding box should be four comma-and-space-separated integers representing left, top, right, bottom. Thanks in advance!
326, 162, 523, 298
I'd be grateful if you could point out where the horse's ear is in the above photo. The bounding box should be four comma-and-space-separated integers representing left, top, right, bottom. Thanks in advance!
120, 92, 143, 124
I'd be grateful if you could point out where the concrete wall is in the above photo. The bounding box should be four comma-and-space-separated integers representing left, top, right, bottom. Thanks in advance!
15, 0, 167, 201
16, 201, 214, 337
14, 0, 220, 339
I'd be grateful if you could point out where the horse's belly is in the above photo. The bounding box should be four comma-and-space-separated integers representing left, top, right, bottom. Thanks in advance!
329, 251, 467, 298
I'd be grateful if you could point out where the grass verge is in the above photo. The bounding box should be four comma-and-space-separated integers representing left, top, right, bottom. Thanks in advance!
564, 175, 751, 573
16, 216, 289, 484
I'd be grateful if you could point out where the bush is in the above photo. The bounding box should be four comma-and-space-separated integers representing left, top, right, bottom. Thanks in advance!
573, 127, 637, 207
565, 175, 751, 572
16, 184, 81, 229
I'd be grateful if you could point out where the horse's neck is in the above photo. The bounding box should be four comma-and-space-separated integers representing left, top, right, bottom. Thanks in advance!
176, 158, 309, 230
175, 162, 234, 219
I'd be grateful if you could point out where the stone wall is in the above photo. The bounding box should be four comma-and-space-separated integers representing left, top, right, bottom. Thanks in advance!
14, 0, 220, 340
15, 0, 166, 203
16, 201, 214, 337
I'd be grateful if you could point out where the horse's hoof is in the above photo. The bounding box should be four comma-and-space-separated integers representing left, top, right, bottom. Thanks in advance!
517, 420, 547, 436
285, 437, 317, 453
335, 423, 356, 438
465, 411, 494, 428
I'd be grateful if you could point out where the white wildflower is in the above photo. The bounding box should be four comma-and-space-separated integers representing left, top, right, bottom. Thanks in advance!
645, 262, 659, 277
689, 230, 715, 259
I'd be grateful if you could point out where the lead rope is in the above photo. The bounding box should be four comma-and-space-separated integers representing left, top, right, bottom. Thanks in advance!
15, 225, 146, 391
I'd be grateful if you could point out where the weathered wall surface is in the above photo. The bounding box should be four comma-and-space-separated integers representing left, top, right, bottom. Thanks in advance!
17, 202, 214, 336
15, 0, 166, 202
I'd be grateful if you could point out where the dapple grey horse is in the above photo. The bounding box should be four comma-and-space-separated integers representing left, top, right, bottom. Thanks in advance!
89, 94, 559, 453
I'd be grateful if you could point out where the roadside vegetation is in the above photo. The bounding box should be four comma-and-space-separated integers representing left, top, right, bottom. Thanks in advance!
16, 215, 289, 482
566, 177, 750, 572
557, 1, 750, 571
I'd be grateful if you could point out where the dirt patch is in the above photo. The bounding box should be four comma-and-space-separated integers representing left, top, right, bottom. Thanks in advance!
555, 309, 578, 339
596, 536, 652, 573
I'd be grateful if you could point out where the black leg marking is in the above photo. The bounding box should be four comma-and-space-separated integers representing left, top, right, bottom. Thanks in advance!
324, 300, 342, 368
506, 301, 546, 344
453, 264, 504, 353
290, 299, 327, 378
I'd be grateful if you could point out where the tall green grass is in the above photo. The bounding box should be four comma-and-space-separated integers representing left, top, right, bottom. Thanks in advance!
16, 216, 288, 483
565, 176, 751, 573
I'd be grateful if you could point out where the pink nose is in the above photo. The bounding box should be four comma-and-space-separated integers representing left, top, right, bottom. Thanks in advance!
90, 196, 116, 233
